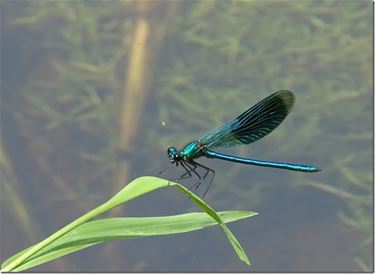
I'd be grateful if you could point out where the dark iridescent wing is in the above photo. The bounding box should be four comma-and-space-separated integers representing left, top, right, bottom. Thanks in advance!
199, 90, 295, 148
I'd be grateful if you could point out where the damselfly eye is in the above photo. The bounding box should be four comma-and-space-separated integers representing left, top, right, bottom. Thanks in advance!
167, 147, 179, 163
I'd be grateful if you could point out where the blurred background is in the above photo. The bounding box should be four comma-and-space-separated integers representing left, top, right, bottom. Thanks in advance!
1, 0, 373, 272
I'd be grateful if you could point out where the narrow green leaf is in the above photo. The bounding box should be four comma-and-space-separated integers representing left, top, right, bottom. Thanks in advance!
5, 211, 257, 272
170, 181, 252, 265
2, 176, 255, 271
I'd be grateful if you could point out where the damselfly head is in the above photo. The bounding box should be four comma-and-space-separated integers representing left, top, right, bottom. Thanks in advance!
167, 146, 180, 163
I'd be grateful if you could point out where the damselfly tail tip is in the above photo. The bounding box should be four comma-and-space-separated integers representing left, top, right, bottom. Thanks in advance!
313, 167, 322, 172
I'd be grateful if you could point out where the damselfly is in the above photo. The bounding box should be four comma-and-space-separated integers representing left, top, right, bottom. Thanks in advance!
167, 90, 320, 196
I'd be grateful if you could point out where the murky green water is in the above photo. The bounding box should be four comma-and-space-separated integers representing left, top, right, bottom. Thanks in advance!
1, 0, 372, 271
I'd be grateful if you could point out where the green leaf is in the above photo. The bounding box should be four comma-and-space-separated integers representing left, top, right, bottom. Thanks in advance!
1, 176, 256, 272
5, 211, 257, 272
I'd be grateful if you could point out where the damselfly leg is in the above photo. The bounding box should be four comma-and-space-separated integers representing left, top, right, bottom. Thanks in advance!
191, 161, 215, 198
177, 160, 215, 198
